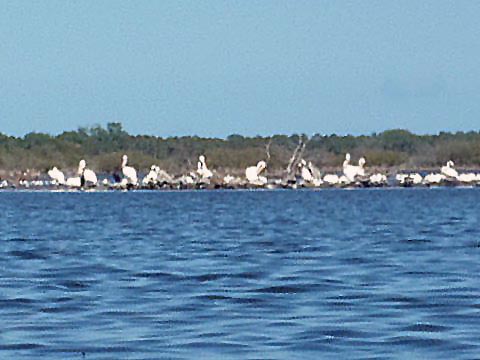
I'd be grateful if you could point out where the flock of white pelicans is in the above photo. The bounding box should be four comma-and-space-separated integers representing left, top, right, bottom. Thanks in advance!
1, 153, 480, 190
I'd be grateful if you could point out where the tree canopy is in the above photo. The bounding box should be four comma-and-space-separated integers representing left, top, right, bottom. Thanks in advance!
1, 123, 480, 174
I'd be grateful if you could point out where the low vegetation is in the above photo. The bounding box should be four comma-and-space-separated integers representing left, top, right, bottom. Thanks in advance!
1, 123, 480, 176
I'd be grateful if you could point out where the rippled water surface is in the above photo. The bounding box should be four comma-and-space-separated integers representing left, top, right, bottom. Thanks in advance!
1, 189, 480, 359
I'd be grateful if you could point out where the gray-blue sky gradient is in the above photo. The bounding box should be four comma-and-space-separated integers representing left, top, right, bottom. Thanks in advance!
1, 1, 479, 137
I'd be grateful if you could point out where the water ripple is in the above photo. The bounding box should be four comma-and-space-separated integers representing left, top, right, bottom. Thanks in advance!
0, 189, 480, 359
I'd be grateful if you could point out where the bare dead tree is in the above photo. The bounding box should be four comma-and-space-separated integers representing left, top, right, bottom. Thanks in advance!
186, 158, 193, 173
286, 135, 312, 174
265, 138, 272, 162
285, 135, 312, 179
296, 137, 311, 164
286, 135, 303, 175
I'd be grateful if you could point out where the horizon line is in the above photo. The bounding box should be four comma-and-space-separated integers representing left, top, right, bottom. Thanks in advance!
2, 123, 480, 140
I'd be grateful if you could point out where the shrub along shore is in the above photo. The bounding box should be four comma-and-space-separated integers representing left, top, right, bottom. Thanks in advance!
1, 123, 480, 183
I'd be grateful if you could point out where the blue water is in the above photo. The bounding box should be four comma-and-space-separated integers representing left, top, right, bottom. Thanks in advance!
1, 189, 480, 359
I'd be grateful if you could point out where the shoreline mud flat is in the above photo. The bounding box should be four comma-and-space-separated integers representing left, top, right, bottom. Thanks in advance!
0, 179, 479, 192
2, 157, 480, 191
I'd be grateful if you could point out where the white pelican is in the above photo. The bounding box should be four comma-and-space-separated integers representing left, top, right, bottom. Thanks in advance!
142, 165, 174, 185
396, 173, 423, 186
308, 162, 322, 181
357, 158, 366, 176
423, 173, 446, 185
142, 165, 159, 186
298, 160, 313, 183
157, 168, 173, 183
78, 160, 97, 186
323, 174, 340, 185
223, 175, 243, 186
223, 175, 235, 185
410, 173, 423, 185
177, 174, 195, 185
64, 162, 83, 188
396, 174, 408, 184
338, 175, 351, 185
298, 160, 323, 186
457, 173, 477, 184
343, 153, 366, 182
343, 153, 351, 167
441, 160, 458, 179
47, 167, 65, 185
66, 176, 82, 188
246, 160, 267, 185
121, 155, 138, 185
197, 155, 213, 179
369, 173, 388, 185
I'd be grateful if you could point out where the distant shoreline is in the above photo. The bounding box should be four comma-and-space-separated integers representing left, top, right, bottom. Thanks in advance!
1, 123, 480, 178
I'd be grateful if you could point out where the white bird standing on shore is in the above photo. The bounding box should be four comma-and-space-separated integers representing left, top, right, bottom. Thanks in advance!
47, 167, 65, 185
343, 153, 366, 182
343, 153, 351, 167
246, 160, 267, 185
298, 160, 313, 183
298, 160, 323, 186
308, 162, 322, 181
63, 161, 83, 188
142, 164, 174, 185
78, 160, 97, 186
121, 155, 138, 185
197, 155, 213, 179
441, 160, 459, 179
142, 165, 160, 185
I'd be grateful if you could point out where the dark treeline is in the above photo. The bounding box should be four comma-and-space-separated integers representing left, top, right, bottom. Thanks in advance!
1, 123, 480, 174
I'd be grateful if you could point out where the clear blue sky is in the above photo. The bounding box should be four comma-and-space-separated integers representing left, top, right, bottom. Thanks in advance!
1, 1, 479, 137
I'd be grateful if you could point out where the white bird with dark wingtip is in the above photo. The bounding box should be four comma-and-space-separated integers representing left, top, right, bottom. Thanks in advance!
246, 160, 267, 185
410, 173, 423, 185
369, 173, 388, 186
298, 160, 313, 183
396, 173, 423, 186
142, 165, 160, 186
308, 161, 322, 181
143, 165, 174, 186
298, 159, 323, 186
78, 160, 97, 186
121, 155, 138, 185
177, 173, 195, 185
197, 155, 213, 179
396, 174, 408, 184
